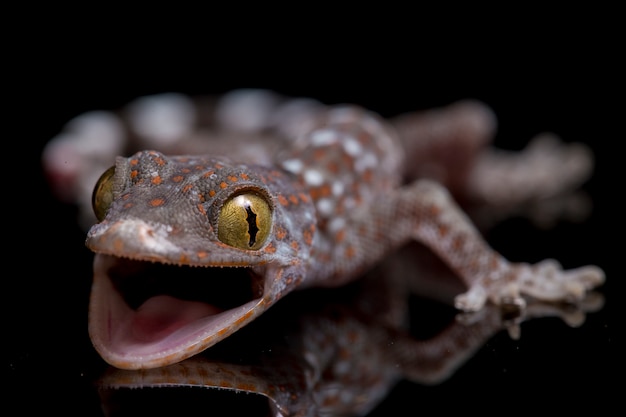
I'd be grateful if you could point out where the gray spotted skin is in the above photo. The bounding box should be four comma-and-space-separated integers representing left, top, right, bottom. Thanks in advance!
88, 151, 315, 272
43, 89, 605, 370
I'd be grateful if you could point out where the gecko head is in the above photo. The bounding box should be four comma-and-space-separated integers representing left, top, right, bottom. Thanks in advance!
85, 150, 316, 369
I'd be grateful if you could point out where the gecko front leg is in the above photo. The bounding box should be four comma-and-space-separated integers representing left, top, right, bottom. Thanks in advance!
344, 179, 604, 311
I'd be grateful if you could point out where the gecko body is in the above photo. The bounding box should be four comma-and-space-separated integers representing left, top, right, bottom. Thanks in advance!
43, 89, 604, 370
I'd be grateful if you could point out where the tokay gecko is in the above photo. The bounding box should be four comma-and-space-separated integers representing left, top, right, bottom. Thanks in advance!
42, 89, 604, 370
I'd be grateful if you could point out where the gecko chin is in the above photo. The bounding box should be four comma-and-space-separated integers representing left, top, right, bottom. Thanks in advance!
88, 253, 272, 370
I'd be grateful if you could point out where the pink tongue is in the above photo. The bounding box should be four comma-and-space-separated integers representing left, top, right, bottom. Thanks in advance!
132, 295, 223, 342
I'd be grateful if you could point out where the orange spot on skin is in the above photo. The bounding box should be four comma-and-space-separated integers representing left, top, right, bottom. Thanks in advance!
298, 193, 310, 203
155, 157, 166, 166
451, 235, 465, 250
130, 170, 138, 179
278, 195, 289, 206
335, 229, 346, 243
130, 159, 139, 166
181, 168, 191, 173
326, 161, 340, 174
113, 238, 125, 252
228, 175, 238, 182
151, 175, 162, 185
240, 173, 249, 180
289, 194, 299, 205
172, 175, 184, 182
264, 243, 277, 254
202, 170, 215, 178
220, 182, 228, 189
124, 202, 133, 209
290, 241, 299, 250
310, 184, 331, 200
179, 254, 190, 263
345, 245, 356, 259
275, 227, 287, 240
182, 184, 193, 193
197, 251, 208, 259
150, 198, 165, 207
215, 163, 224, 169
339, 347, 350, 359
303, 230, 314, 246
114, 360, 134, 369
195, 165, 205, 170
122, 194, 130, 200
313, 148, 326, 160
235, 382, 258, 391
234, 309, 255, 327
197, 204, 206, 215
209, 190, 216, 197
198, 193, 205, 202
429, 204, 442, 216
438, 224, 449, 237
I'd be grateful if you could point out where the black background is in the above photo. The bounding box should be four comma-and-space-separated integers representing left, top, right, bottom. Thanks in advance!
6, 11, 621, 416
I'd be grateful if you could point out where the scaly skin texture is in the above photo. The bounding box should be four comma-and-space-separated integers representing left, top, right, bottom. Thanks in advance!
42, 89, 604, 370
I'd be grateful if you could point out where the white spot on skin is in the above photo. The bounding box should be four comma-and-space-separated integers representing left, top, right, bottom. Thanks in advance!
342, 135, 363, 156
328, 217, 346, 233
316, 198, 334, 216
310, 129, 338, 146
272, 98, 322, 138
328, 107, 358, 124
355, 152, 378, 172
343, 197, 356, 210
282, 158, 304, 174
216, 89, 279, 132
127, 93, 195, 146
66, 111, 126, 154
304, 169, 324, 186
331, 181, 344, 196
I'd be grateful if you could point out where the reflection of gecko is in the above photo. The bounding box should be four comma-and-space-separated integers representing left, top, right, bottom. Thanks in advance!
42, 89, 604, 370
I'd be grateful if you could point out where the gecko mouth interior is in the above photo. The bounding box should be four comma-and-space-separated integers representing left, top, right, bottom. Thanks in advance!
89, 253, 275, 368
108, 257, 264, 312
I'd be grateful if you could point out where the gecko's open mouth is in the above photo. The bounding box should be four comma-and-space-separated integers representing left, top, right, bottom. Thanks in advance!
88, 253, 272, 369
109, 257, 264, 313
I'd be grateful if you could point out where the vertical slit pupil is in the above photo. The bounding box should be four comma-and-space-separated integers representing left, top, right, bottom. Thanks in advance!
244, 205, 259, 247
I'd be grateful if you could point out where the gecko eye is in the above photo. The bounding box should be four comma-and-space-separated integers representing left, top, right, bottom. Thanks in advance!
92, 165, 116, 222
217, 192, 272, 251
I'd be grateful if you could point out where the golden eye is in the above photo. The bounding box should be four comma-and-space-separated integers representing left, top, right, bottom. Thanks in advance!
217, 192, 272, 250
92, 165, 116, 222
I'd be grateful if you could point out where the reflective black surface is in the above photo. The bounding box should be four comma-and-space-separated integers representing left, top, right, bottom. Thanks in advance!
8, 33, 620, 415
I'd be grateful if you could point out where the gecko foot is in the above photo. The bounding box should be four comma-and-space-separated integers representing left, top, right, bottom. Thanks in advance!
456, 290, 604, 342
454, 259, 605, 312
